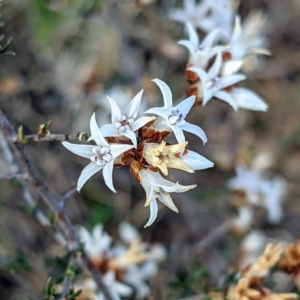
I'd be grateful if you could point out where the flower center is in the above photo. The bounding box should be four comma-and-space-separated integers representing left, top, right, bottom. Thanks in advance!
114, 115, 134, 133
206, 76, 220, 90
90, 146, 112, 166
168, 108, 186, 126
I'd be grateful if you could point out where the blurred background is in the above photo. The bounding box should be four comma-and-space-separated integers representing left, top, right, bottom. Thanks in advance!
1, 0, 300, 299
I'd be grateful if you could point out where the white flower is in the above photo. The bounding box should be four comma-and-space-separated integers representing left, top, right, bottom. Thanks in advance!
189, 52, 246, 111
181, 149, 214, 171
169, 0, 211, 29
78, 225, 112, 262
139, 169, 196, 227
228, 164, 263, 205
260, 177, 286, 224
200, 0, 238, 41
62, 113, 134, 192
100, 90, 155, 148
178, 23, 223, 69
77, 272, 132, 300
233, 206, 254, 234
145, 79, 207, 144
118, 222, 140, 245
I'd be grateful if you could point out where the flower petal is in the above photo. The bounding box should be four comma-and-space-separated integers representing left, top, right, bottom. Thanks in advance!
110, 144, 134, 159
100, 124, 119, 137
62, 142, 94, 159
175, 183, 197, 193
180, 122, 208, 144
144, 107, 170, 121
188, 67, 208, 84
222, 60, 243, 76
231, 87, 268, 111
178, 40, 196, 55
144, 200, 158, 228
201, 28, 219, 49
77, 162, 102, 192
152, 78, 173, 108
102, 160, 116, 193
124, 89, 144, 119
214, 90, 238, 111
181, 150, 214, 170
122, 129, 137, 148
106, 96, 122, 123
130, 116, 156, 132
208, 51, 222, 78
186, 22, 199, 48
171, 125, 186, 144
159, 193, 179, 213
90, 113, 109, 147
217, 74, 246, 90
175, 95, 195, 117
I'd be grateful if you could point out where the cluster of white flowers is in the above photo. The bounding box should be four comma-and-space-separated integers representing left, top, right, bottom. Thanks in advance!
73, 222, 166, 300
171, 0, 269, 111
63, 78, 214, 227
228, 164, 286, 233
62, 0, 272, 229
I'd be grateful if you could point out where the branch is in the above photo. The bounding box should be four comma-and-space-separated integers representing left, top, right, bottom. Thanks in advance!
0, 110, 116, 300
0, 172, 28, 181
60, 186, 77, 209
58, 253, 77, 300
11, 133, 90, 143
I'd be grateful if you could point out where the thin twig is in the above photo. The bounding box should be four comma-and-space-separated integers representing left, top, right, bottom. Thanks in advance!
0, 172, 28, 181
0, 110, 115, 300
58, 253, 77, 300
60, 186, 77, 209
11, 133, 90, 143
192, 219, 234, 255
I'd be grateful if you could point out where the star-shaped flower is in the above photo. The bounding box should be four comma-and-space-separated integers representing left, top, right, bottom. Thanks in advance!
189, 52, 246, 110
62, 113, 134, 192
100, 90, 155, 148
145, 79, 207, 144
143, 141, 214, 175
178, 23, 224, 69
139, 169, 196, 227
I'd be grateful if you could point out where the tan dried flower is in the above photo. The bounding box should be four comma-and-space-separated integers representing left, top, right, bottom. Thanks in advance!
242, 243, 282, 280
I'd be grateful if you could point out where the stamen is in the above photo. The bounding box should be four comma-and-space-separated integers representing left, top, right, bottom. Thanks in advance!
96, 159, 105, 166
168, 115, 180, 125
90, 155, 98, 162
114, 121, 122, 129
176, 119, 186, 126
100, 146, 110, 155
128, 119, 134, 125
92, 147, 101, 154
121, 115, 127, 122
103, 153, 113, 162
119, 126, 126, 133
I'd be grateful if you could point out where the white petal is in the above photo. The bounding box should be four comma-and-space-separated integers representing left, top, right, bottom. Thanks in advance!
180, 122, 207, 144
175, 95, 195, 116
175, 183, 197, 193
118, 222, 140, 244
159, 193, 179, 213
90, 113, 109, 147
106, 96, 122, 123
171, 125, 186, 144
62, 142, 94, 159
217, 74, 246, 90
144, 107, 170, 121
178, 40, 196, 55
102, 160, 115, 193
222, 60, 243, 76
201, 28, 219, 49
122, 129, 137, 148
100, 124, 119, 137
114, 281, 132, 297
124, 89, 144, 119
214, 91, 238, 111
110, 143, 134, 159
186, 22, 199, 48
152, 78, 173, 108
77, 162, 102, 192
188, 67, 208, 84
130, 116, 155, 132
208, 51, 222, 78
144, 200, 158, 228
231, 87, 268, 111
181, 150, 214, 170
